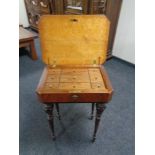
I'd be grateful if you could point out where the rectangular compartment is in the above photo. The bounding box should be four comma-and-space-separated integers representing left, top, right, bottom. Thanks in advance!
44, 82, 59, 89
46, 75, 60, 82
59, 82, 91, 90
91, 82, 106, 89
48, 68, 61, 74
60, 74, 90, 82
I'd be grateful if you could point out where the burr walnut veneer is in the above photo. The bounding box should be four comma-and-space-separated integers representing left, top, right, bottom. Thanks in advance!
36, 15, 113, 142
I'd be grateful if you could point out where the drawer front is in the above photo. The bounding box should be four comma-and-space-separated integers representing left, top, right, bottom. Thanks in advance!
59, 82, 91, 90
48, 69, 61, 74
91, 82, 106, 89
88, 68, 101, 74
37, 93, 111, 103
61, 72, 89, 77
60, 69, 89, 83
62, 69, 88, 74
88, 69, 103, 83
46, 75, 60, 82
89, 75, 103, 83
44, 82, 59, 89
60, 74, 89, 82
88, 69, 101, 78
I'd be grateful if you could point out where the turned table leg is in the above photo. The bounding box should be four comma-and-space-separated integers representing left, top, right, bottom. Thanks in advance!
29, 40, 38, 60
92, 103, 106, 142
55, 103, 61, 120
44, 104, 56, 140
90, 103, 95, 120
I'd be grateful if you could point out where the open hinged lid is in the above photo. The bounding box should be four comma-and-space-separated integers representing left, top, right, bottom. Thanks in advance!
38, 15, 110, 66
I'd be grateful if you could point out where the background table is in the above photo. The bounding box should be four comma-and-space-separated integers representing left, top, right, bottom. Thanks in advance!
19, 27, 38, 60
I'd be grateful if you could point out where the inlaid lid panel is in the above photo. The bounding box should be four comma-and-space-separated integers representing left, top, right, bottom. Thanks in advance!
39, 15, 110, 65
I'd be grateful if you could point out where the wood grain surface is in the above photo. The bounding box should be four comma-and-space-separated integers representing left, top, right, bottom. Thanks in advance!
38, 15, 110, 65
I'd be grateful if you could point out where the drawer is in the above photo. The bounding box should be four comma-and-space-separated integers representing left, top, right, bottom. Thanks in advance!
48, 69, 61, 74
88, 68, 103, 82
88, 68, 101, 74
59, 82, 91, 90
46, 75, 60, 82
89, 75, 103, 83
60, 74, 90, 82
62, 69, 88, 74
44, 82, 59, 89
37, 93, 111, 103
91, 82, 106, 89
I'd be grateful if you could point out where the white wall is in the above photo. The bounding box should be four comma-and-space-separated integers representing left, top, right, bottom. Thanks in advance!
113, 0, 135, 64
19, 0, 29, 27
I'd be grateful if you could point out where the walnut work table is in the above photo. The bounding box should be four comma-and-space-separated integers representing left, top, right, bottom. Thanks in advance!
36, 65, 113, 142
19, 27, 38, 60
36, 15, 113, 142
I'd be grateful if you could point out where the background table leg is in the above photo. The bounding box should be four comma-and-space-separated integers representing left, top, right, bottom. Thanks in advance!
44, 104, 56, 140
29, 40, 38, 60
92, 103, 106, 142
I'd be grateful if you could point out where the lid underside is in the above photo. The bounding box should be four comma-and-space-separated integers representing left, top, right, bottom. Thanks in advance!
39, 15, 110, 65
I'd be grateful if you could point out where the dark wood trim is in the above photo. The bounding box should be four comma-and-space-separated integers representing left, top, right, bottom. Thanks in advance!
100, 66, 113, 92
55, 103, 61, 120
89, 103, 95, 120
105, 0, 122, 59
106, 54, 113, 60
92, 103, 106, 142
24, 0, 122, 58
44, 104, 56, 140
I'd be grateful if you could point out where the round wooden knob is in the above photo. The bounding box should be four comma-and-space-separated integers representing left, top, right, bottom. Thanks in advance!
97, 84, 100, 88
72, 94, 79, 99
49, 85, 53, 88
73, 76, 76, 80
